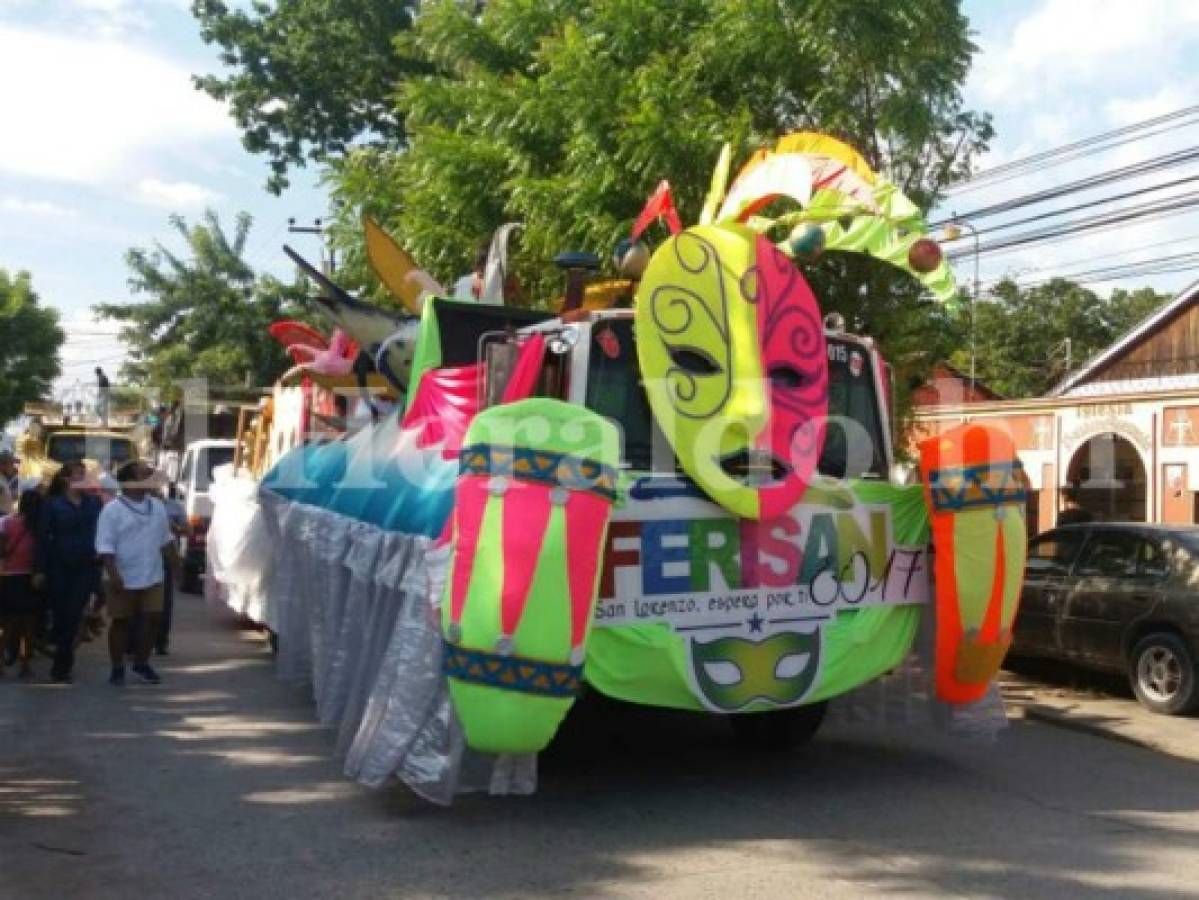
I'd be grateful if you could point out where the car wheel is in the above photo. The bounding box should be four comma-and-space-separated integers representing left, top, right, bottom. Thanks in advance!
1129, 633, 1198, 715
729, 702, 827, 751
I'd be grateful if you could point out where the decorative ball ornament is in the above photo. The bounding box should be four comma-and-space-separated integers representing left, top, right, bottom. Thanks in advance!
908, 238, 943, 274
613, 239, 650, 279
787, 223, 826, 262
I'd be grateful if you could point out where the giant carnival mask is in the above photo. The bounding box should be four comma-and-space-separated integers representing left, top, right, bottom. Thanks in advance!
635, 224, 828, 520
633, 133, 957, 521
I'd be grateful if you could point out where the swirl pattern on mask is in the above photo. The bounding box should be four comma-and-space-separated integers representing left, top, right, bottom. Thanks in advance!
753, 236, 828, 475
647, 232, 733, 419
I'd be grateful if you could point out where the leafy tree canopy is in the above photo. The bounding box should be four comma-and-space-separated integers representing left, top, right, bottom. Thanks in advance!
0, 270, 64, 426
322, 0, 991, 417
96, 211, 305, 391
191, 0, 426, 193
957, 279, 1171, 398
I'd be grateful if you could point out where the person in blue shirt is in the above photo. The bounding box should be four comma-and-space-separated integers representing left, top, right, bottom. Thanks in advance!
33, 461, 102, 683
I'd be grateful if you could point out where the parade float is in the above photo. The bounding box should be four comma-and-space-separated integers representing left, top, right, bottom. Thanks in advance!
207, 133, 1028, 803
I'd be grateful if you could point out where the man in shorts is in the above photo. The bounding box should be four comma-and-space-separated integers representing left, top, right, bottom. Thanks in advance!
96, 461, 179, 686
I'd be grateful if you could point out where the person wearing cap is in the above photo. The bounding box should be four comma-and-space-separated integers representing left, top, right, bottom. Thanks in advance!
0, 450, 19, 516
96, 461, 179, 686
126, 481, 185, 658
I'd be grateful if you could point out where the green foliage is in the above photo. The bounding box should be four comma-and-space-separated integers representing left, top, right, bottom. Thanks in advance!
191, 0, 426, 193
96, 211, 305, 391
323, 0, 990, 411
0, 270, 64, 426
958, 278, 1172, 398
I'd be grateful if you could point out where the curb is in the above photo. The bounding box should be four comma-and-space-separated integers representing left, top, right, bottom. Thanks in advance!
1017, 703, 1199, 765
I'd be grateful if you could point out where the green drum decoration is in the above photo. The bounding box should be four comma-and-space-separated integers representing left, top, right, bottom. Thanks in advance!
442, 398, 620, 753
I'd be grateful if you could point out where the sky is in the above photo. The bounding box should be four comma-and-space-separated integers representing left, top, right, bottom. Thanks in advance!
1, 0, 1198, 397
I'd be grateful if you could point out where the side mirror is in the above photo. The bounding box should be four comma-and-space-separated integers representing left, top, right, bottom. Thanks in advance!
548, 326, 580, 355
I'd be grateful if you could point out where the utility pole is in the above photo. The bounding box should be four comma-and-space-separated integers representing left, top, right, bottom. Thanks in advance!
1048, 337, 1073, 376
288, 217, 336, 274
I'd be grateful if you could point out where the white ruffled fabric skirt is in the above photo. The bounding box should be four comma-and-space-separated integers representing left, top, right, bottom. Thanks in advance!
206, 472, 535, 804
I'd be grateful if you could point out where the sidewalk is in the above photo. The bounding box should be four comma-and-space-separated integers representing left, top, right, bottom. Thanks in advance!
1001, 663, 1199, 765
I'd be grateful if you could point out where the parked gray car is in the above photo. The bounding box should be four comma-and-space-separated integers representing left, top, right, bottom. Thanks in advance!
1012, 523, 1199, 715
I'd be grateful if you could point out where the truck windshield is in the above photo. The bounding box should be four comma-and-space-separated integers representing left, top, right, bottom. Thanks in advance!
584, 320, 887, 479
46, 434, 134, 468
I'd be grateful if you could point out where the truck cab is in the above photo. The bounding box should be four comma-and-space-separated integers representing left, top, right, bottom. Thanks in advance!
173, 438, 237, 591
482, 309, 895, 484
17, 405, 140, 484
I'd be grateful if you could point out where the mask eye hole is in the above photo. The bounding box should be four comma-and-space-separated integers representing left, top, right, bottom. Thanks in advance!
768, 365, 805, 389
774, 652, 812, 680
668, 345, 721, 375
701, 660, 742, 686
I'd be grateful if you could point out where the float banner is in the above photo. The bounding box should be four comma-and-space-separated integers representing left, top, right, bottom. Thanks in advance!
582, 479, 932, 713
595, 498, 929, 633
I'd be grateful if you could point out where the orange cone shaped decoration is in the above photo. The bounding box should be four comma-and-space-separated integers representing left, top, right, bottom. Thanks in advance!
919, 423, 1028, 704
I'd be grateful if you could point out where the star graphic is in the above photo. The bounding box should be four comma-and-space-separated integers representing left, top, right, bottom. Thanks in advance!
747, 611, 764, 633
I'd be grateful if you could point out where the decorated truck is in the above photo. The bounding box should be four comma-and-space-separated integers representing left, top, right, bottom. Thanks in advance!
208, 133, 1028, 800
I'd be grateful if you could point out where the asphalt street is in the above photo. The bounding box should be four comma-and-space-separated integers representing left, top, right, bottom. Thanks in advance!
3, 595, 1199, 899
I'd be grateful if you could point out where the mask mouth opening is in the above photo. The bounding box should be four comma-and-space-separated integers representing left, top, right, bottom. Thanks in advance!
718, 448, 789, 486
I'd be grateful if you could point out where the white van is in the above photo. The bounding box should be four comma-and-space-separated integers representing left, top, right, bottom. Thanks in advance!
173, 439, 236, 591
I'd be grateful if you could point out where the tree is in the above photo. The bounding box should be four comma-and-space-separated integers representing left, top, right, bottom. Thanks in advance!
958, 278, 1172, 398
191, 0, 426, 193
96, 211, 305, 391
0, 270, 64, 426
322, 0, 990, 416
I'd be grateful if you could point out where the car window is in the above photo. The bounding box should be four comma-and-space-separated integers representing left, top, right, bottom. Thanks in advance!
1026, 531, 1086, 576
1075, 532, 1141, 578
1136, 539, 1171, 579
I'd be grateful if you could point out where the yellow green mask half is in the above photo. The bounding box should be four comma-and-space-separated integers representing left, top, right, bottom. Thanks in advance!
634, 224, 829, 520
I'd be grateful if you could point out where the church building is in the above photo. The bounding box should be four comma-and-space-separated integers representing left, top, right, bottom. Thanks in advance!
911, 278, 1199, 534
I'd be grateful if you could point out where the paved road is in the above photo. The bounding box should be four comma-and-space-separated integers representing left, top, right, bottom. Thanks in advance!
3, 596, 1199, 899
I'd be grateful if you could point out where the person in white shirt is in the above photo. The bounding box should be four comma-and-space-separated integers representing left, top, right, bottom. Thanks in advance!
95, 461, 179, 686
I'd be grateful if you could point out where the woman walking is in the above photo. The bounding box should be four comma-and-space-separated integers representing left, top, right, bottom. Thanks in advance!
0, 489, 43, 678
34, 462, 101, 683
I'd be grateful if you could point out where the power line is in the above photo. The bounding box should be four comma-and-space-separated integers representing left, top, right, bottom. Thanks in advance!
948, 192, 1199, 260
978, 232, 1199, 286
978, 250, 1199, 291
1037, 250, 1199, 283
1018, 261, 1199, 289
936, 146, 1199, 227
954, 173, 1199, 239
946, 103, 1199, 195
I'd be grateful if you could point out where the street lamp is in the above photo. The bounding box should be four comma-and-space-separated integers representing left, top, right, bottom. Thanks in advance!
940, 220, 980, 395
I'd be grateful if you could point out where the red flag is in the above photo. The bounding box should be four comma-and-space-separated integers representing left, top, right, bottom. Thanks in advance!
631, 180, 682, 240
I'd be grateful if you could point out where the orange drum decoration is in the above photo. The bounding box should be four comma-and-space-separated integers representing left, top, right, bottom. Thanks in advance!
918, 423, 1028, 705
